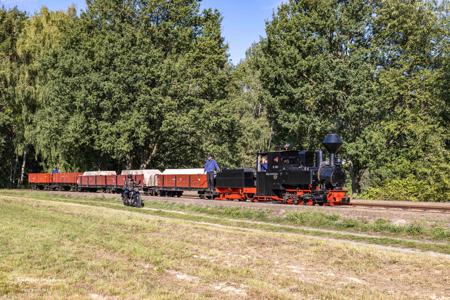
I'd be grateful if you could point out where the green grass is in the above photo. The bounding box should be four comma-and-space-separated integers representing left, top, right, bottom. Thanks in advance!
1, 191, 449, 299
0, 190, 449, 254
16, 190, 448, 241
132, 199, 450, 241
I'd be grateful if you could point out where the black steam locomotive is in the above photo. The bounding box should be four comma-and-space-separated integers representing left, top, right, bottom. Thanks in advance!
214, 134, 350, 206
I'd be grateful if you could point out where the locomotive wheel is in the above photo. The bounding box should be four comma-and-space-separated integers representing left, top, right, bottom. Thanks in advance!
245, 194, 255, 202
302, 194, 313, 206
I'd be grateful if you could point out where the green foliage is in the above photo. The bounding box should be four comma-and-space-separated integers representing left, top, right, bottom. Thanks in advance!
0, 7, 27, 186
30, 0, 236, 170
0, 0, 448, 201
227, 44, 272, 166
256, 0, 449, 200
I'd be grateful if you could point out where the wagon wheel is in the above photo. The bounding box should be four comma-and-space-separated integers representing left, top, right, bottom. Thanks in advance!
302, 194, 312, 205
282, 194, 290, 204
245, 194, 255, 202
292, 194, 299, 205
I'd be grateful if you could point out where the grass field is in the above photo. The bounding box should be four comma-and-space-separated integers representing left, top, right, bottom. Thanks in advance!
0, 191, 449, 299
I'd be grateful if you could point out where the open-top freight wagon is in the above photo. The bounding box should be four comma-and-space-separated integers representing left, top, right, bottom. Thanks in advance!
155, 169, 208, 197
77, 171, 145, 193
29, 172, 82, 191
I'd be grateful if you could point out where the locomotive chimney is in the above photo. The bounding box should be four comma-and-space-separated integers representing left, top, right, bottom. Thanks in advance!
322, 134, 343, 167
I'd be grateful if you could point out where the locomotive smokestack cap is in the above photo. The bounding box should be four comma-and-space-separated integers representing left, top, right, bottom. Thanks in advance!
322, 134, 343, 154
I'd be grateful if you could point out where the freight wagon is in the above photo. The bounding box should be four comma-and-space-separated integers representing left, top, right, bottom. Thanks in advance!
155, 169, 208, 197
77, 171, 144, 193
28, 172, 82, 190
121, 170, 161, 195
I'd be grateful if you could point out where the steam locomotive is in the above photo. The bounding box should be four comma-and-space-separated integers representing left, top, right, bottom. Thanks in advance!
214, 134, 349, 205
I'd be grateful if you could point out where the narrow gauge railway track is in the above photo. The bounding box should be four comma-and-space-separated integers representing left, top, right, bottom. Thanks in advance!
349, 201, 450, 214
13, 189, 450, 214
148, 193, 450, 214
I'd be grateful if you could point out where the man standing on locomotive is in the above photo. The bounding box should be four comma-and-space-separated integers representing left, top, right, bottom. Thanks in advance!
204, 154, 220, 191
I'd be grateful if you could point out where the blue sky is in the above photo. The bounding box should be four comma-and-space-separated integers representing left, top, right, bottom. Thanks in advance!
1, 0, 285, 64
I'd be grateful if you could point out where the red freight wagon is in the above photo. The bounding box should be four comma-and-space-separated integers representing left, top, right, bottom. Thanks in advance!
190, 174, 208, 189
116, 175, 126, 187
159, 174, 176, 188
87, 176, 97, 186
106, 175, 117, 187
96, 176, 107, 186
52, 172, 82, 185
29, 172, 81, 190
77, 175, 87, 187
28, 173, 52, 184
78, 175, 107, 190
77, 172, 145, 193
135, 175, 144, 187
176, 175, 190, 188
116, 175, 144, 188
156, 169, 206, 197
77, 175, 107, 191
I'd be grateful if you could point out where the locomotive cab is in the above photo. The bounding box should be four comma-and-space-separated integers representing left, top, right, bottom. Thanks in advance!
256, 150, 320, 198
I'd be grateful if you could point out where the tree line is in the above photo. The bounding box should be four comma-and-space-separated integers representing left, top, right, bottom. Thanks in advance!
0, 0, 448, 201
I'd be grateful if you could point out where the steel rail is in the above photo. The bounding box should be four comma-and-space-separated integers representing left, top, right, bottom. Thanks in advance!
148, 194, 450, 213
349, 202, 450, 213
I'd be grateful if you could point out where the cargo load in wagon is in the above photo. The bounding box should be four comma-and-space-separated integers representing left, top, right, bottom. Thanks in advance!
82, 171, 117, 176
121, 170, 161, 187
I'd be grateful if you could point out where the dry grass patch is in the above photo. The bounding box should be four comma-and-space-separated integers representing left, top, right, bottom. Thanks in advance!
0, 195, 449, 299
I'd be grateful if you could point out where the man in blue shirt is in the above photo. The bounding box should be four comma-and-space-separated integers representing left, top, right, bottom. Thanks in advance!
260, 156, 268, 172
204, 155, 220, 191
